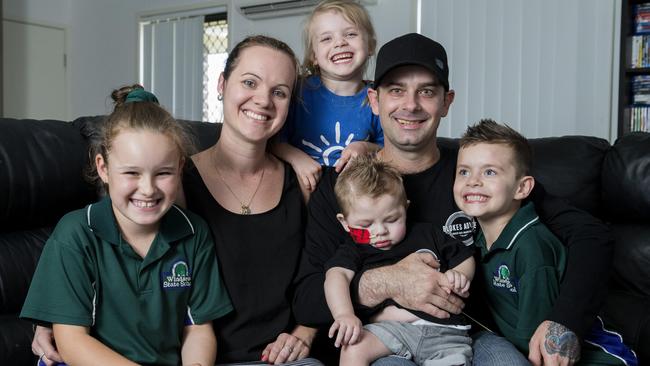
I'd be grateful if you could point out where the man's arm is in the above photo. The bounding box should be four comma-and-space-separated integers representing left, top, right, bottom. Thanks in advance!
292, 168, 345, 326
530, 184, 613, 338
354, 251, 465, 319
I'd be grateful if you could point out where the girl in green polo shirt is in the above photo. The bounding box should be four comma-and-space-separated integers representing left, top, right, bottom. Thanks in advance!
21, 85, 232, 366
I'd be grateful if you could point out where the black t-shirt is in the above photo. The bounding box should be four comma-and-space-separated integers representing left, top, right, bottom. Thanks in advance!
327, 222, 474, 325
184, 161, 305, 363
293, 144, 612, 338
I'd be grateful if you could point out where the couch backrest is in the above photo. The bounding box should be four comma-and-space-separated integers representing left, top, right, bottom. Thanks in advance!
0, 118, 97, 230
529, 136, 611, 217
602, 132, 650, 221
601, 132, 650, 298
440, 135, 611, 217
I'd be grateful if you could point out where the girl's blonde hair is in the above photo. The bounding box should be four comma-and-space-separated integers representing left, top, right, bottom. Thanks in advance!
302, 0, 377, 76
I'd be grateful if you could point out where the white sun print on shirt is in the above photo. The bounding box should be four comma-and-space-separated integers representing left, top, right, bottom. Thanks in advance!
301, 121, 359, 166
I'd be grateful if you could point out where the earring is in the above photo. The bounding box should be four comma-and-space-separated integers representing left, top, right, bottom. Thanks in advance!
217, 94, 223, 101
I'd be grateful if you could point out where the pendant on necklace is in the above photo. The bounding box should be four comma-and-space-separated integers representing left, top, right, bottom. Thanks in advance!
241, 205, 252, 215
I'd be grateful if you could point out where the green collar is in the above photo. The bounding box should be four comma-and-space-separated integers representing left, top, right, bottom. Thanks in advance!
87, 196, 195, 249
477, 202, 539, 254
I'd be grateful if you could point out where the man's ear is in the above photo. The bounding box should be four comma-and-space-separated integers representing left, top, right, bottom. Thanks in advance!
96, 153, 109, 184
336, 213, 350, 232
440, 89, 455, 117
514, 175, 535, 200
368, 88, 379, 115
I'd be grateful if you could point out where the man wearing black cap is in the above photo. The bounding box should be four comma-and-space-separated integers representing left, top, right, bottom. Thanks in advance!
293, 33, 610, 366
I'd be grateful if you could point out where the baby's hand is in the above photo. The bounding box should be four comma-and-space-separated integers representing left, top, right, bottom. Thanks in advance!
443, 269, 471, 297
328, 314, 362, 348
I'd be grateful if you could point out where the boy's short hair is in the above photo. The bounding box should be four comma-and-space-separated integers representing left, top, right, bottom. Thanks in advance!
460, 119, 532, 177
335, 154, 407, 216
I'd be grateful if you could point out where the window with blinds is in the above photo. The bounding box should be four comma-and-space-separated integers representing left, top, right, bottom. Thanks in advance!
139, 6, 227, 122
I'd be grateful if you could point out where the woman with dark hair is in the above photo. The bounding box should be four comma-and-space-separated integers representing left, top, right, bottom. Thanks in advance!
31, 35, 323, 366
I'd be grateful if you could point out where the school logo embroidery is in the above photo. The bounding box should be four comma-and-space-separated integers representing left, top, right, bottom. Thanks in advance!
162, 260, 192, 289
492, 264, 517, 293
442, 211, 476, 245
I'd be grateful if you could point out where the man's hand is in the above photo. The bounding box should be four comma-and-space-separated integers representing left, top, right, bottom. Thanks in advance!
334, 142, 380, 173
360, 252, 465, 319
32, 325, 64, 366
529, 320, 581, 366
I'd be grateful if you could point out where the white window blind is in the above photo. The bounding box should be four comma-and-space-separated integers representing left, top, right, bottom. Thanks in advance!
139, 7, 225, 121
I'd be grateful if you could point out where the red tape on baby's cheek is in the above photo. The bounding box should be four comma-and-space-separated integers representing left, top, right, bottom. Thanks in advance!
348, 227, 371, 244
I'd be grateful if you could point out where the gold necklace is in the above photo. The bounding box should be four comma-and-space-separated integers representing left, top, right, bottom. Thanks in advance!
213, 160, 266, 215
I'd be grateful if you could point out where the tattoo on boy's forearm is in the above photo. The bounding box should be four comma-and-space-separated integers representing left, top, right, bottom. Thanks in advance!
544, 322, 580, 361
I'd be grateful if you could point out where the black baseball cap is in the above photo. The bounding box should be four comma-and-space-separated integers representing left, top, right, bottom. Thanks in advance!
373, 33, 449, 90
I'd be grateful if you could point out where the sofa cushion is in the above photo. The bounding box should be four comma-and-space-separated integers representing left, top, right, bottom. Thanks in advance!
528, 136, 610, 217
0, 119, 96, 231
602, 132, 650, 222
609, 224, 650, 297
0, 315, 36, 365
0, 227, 51, 313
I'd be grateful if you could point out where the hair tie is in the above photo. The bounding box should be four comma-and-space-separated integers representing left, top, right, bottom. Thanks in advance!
124, 88, 159, 104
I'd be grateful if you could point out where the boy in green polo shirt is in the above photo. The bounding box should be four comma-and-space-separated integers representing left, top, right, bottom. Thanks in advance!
453, 119, 637, 365
21, 86, 232, 366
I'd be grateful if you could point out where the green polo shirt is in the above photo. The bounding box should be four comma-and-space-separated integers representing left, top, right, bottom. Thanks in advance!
476, 202, 566, 353
21, 197, 232, 365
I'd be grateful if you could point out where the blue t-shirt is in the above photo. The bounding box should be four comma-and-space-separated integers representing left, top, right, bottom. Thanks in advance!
280, 75, 383, 167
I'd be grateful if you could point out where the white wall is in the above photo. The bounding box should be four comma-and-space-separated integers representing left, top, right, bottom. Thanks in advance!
3, 0, 620, 139
6, 0, 224, 118
3, 0, 416, 119
4, 0, 70, 26
423, 0, 617, 139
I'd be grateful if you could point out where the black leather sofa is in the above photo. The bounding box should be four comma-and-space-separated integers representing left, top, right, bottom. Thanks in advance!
1, 116, 648, 364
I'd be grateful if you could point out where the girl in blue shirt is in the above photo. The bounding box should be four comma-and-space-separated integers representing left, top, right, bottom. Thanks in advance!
273, 0, 383, 197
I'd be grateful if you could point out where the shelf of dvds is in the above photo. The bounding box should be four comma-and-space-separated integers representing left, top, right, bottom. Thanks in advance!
620, 0, 650, 135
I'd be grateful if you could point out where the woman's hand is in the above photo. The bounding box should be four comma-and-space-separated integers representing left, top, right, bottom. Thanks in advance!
261, 326, 316, 364
32, 325, 64, 366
